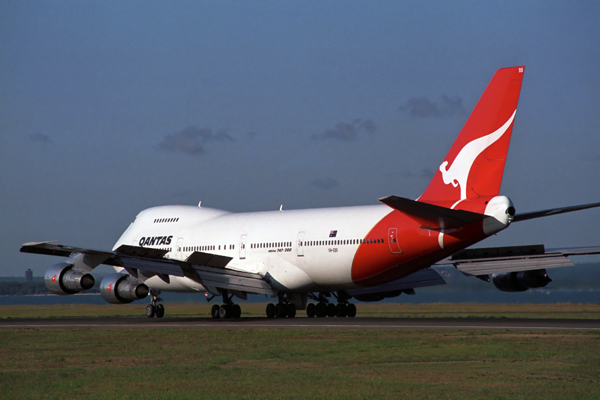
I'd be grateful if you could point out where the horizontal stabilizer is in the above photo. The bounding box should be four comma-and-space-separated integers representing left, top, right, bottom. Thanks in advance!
379, 195, 486, 230
513, 201, 600, 222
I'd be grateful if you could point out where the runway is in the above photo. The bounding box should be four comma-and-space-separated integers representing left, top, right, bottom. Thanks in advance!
1, 316, 600, 331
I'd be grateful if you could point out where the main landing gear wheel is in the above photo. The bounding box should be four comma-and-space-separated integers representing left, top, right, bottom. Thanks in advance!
146, 304, 155, 318
265, 294, 297, 318
211, 304, 220, 319
146, 290, 164, 318
155, 304, 165, 318
306, 292, 356, 318
210, 289, 242, 319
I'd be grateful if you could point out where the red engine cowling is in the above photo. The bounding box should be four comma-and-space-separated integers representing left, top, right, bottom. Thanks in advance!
44, 262, 95, 295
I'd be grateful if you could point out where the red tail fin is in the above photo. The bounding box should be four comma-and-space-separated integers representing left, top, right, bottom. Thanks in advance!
419, 66, 524, 207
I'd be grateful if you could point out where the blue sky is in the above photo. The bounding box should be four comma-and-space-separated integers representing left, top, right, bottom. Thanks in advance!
2, 1, 600, 276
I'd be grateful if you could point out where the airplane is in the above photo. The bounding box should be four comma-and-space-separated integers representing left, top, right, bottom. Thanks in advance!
21, 66, 600, 319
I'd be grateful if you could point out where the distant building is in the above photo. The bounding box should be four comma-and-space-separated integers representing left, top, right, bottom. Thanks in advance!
25, 269, 33, 282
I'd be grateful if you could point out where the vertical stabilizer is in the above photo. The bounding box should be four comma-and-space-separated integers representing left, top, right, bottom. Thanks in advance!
419, 67, 524, 207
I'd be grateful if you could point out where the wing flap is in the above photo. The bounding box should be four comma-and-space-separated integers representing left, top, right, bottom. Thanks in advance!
115, 245, 169, 259
452, 255, 574, 275
186, 251, 232, 269
193, 265, 274, 295
439, 244, 589, 275
347, 268, 446, 297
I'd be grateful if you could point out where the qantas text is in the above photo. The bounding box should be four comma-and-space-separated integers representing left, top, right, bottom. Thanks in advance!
139, 235, 173, 247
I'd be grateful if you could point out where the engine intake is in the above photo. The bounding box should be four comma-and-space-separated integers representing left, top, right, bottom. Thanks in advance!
45, 262, 95, 295
100, 273, 149, 304
492, 269, 552, 292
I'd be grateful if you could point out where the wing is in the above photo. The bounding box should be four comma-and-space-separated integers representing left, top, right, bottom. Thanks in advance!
20, 242, 274, 296
346, 268, 446, 301
436, 244, 600, 276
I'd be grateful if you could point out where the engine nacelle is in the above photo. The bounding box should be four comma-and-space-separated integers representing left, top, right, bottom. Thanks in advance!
492, 269, 552, 292
45, 262, 95, 295
100, 273, 149, 304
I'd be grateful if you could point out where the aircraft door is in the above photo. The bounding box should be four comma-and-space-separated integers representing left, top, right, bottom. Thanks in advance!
176, 237, 184, 260
297, 231, 305, 257
239, 234, 247, 260
388, 228, 402, 254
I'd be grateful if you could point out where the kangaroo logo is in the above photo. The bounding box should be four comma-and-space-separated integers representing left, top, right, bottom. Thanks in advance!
439, 110, 516, 208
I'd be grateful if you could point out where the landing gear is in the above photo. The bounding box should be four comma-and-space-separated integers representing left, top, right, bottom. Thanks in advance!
146, 290, 165, 318
265, 294, 297, 318
306, 291, 356, 318
210, 290, 242, 319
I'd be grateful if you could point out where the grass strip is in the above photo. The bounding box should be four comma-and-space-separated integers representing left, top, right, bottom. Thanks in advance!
0, 328, 598, 399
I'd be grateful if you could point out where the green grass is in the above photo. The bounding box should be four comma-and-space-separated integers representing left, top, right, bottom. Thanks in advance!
1, 303, 599, 398
1, 302, 599, 319
0, 328, 599, 399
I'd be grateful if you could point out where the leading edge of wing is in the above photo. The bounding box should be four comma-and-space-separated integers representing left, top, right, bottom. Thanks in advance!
513, 201, 600, 222
378, 195, 486, 230
20, 241, 116, 260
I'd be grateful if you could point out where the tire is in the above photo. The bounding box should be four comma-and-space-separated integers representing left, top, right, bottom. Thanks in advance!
155, 304, 165, 318
315, 303, 326, 318
266, 303, 275, 318
336, 304, 347, 318
146, 304, 155, 318
219, 304, 230, 319
286, 303, 296, 318
211, 304, 220, 319
275, 303, 286, 318
306, 303, 316, 318
232, 304, 242, 319
327, 303, 337, 317
347, 303, 357, 318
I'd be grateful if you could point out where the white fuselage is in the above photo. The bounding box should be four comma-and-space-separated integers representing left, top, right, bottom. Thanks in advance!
113, 204, 394, 294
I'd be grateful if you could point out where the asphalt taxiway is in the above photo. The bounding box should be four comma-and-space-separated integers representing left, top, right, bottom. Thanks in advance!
1, 317, 599, 331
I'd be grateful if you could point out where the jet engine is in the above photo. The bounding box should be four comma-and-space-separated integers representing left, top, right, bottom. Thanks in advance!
45, 262, 95, 295
492, 269, 552, 292
100, 273, 149, 304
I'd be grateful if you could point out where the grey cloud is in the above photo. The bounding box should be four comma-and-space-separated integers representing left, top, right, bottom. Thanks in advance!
29, 132, 54, 145
311, 119, 377, 141
159, 126, 235, 155
310, 177, 339, 190
399, 95, 466, 118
